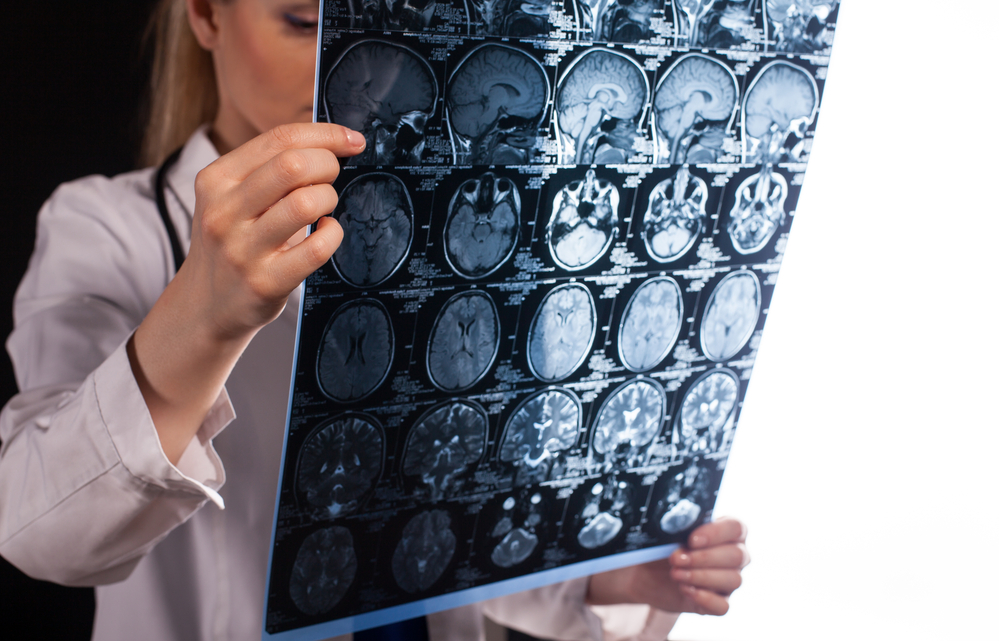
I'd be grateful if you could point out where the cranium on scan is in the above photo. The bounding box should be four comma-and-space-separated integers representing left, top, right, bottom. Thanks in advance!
675, 368, 739, 455
392, 510, 457, 593
554, 49, 648, 165
499, 388, 582, 486
444, 172, 520, 279
766, 0, 838, 53
617, 276, 683, 372
652, 54, 737, 165
324, 40, 437, 165
641, 166, 708, 263
446, 44, 549, 165
490, 491, 546, 568
574, 0, 662, 43
466, 0, 553, 36
426, 290, 501, 391
527, 283, 597, 383
576, 479, 633, 549
546, 169, 620, 271
317, 299, 394, 403
288, 527, 358, 616
726, 163, 788, 254
741, 60, 818, 164
673, 0, 758, 48
699, 270, 761, 362
347, 0, 437, 30
672, 0, 715, 46
402, 401, 487, 501
590, 378, 666, 470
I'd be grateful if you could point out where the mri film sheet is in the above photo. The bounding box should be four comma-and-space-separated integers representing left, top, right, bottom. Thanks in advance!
264, 2, 839, 638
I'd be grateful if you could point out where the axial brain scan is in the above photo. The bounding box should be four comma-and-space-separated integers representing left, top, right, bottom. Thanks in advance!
659, 498, 701, 534
492, 527, 539, 568
346, 0, 437, 31
742, 61, 817, 163
446, 45, 549, 165
427, 291, 500, 391
444, 173, 520, 279
547, 170, 620, 271
289, 527, 358, 616
528, 284, 597, 382
700, 271, 761, 362
392, 510, 457, 593
297, 415, 384, 518
678, 369, 739, 454
727, 165, 789, 254
332, 173, 414, 288
500, 389, 581, 485
402, 401, 488, 500
618, 277, 683, 371
325, 41, 437, 165
576, 480, 631, 549
653, 54, 737, 165
592, 379, 665, 464
642, 167, 708, 263
555, 49, 648, 165
317, 299, 394, 402
767, 0, 837, 53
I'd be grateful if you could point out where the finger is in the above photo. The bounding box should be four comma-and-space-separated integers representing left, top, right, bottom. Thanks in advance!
671, 542, 750, 569
681, 585, 731, 616
252, 183, 339, 250
670, 568, 743, 595
270, 215, 343, 292
216, 123, 365, 181
688, 517, 747, 549
237, 148, 341, 218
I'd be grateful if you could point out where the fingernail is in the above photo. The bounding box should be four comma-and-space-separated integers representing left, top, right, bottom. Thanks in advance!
347, 130, 365, 147
673, 553, 690, 566
672, 569, 692, 581
690, 534, 706, 548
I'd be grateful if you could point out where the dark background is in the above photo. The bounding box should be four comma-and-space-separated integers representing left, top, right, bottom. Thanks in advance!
1, 2, 158, 638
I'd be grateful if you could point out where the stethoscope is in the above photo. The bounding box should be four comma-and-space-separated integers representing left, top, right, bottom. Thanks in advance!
154, 147, 187, 273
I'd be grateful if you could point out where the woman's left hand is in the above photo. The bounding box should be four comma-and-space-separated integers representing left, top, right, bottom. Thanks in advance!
587, 517, 750, 615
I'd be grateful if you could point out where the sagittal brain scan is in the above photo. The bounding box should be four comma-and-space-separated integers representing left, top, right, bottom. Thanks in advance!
674, 0, 758, 49
402, 401, 488, 500
653, 54, 737, 165
677, 369, 739, 455
766, 0, 837, 53
392, 510, 457, 593
317, 299, 394, 402
641, 167, 708, 263
547, 170, 620, 271
466, 0, 552, 36
444, 173, 520, 279
490, 492, 545, 568
289, 527, 358, 616
618, 277, 683, 372
345, 0, 437, 31
591, 379, 665, 468
742, 61, 818, 164
528, 284, 597, 382
296, 415, 384, 518
574, 0, 663, 43
324, 41, 437, 165
555, 49, 648, 165
499, 389, 581, 486
700, 271, 761, 362
446, 45, 550, 165
427, 291, 500, 391
332, 173, 414, 288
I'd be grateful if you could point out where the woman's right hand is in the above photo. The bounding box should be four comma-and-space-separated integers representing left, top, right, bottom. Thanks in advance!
130, 123, 365, 464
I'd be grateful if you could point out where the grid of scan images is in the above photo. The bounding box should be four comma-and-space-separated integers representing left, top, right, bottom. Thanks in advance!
264, 1, 839, 636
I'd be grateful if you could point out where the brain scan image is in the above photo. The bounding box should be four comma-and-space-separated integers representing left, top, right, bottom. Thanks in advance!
766, 0, 837, 53
527, 284, 597, 382
446, 44, 549, 165
658, 460, 712, 534
489, 491, 545, 568
332, 173, 414, 288
546, 170, 620, 271
346, 0, 437, 31
555, 49, 648, 165
444, 173, 520, 279
591, 379, 665, 469
392, 510, 457, 593
324, 41, 437, 165
618, 277, 683, 371
674, 0, 757, 49
699, 271, 761, 362
727, 165, 789, 254
288, 527, 358, 616
576, 480, 633, 549
659, 498, 701, 534
574, 0, 663, 43
677, 369, 739, 455
402, 401, 488, 501
296, 415, 384, 518
742, 61, 818, 164
317, 299, 394, 402
427, 291, 500, 391
641, 167, 708, 263
652, 54, 737, 165
492, 527, 539, 567
499, 388, 582, 486
466, 0, 553, 36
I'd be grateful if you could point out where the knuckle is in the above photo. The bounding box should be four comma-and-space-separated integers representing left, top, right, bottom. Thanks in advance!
275, 150, 309, 183
288, 188, 318, 218
270, 123, 303, 147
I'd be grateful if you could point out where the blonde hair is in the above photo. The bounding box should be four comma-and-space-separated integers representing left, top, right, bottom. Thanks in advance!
141, 0, 218, 167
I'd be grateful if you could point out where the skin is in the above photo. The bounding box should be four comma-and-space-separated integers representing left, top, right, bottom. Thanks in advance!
129, 0, 749, 620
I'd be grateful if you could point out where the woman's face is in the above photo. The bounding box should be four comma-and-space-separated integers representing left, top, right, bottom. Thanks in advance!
200, 0, 320, 151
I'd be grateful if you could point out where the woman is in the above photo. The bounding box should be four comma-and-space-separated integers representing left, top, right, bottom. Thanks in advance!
0, 0, 749, 639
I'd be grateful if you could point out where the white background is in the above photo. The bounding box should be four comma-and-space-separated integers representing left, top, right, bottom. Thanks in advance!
670, 2, 999, 639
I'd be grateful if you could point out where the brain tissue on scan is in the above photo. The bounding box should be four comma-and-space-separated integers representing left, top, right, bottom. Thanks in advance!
333, 173, 414, 288
444, 172, 520, 279
490, 492, 543, 568
591, 379, 665, 467
660, 461, 711, 533
546, 170, 620, 271
325, 40, 437, 165
653, 54, 737, 165
741, 61, 817, 164
618, 277, 683, 371
766, 0, 838, 53
528, 283, 597, 382
674, 0, 757, 49
392, 510, 457, 593
428, 291, 500, 391
466, 0, 553, 37
296, 415, 384, 518
577, 481, 632, 549
555, 49, 648, 165
402, 401, 488, 500
345, 0, 437, 31
641, 167, 707, 263
446, 44, 549, 165
317, 299, 394, 402
499, 388, 581, 485
699, 271, 761, 362
289, 526, 358, 615
677, 369, 738, 455
574, 0, 663, 43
